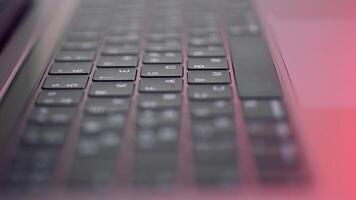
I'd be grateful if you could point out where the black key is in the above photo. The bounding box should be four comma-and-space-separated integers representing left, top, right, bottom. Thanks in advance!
195, 166, 237, 185
101, 45, 139, 55
137, 109, 180, 129
85, 98, 130, 115
143, 52, 182, 64
89, 82, 134, 97
105, 35, 140, 44
230, 36, 282, 98
189, 85, 231, 100
135, 127, 179, 153
67, 31, 101, 41
188, 58, 228, 70
30, 107, 76, 124
97, 55, 138, 68
61, 41, 98, 50
246, 121, 291, 141
43, 75, 88, 89
22, 126, 68, 146
141, 64, 182, 77
148, 33, 181, 42
146, 41, 181, 52
139, 78, 182, 93
55, 51, 96, 62
93, 68, 137, 81
188, 70, 230, 84
81, 113, 126, 135
69, 160, 116, 186
241, 99, 286, 120
36, 90, 83, 106
138, 93, 181, 109
188, 46, 225, 57
191, 117, 236, 141
190, 100, 233, 118
189, 35, 223, 46
50, 62, 93, 75
76, 133, 121, 158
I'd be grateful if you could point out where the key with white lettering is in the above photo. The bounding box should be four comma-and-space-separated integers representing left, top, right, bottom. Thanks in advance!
43, 75, 88, 89
139, 78, 182, 93
141, 64, 182, 77
93, 68, 137, 81
188, 70, 230, 84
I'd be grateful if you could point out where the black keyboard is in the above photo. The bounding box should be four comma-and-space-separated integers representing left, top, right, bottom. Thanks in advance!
3, 0, 304, 191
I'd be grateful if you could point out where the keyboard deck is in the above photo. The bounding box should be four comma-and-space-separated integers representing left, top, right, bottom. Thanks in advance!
1, 0, 305, 193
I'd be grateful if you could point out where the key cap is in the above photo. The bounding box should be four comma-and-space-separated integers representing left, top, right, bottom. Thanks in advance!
43, 75, 88, 89
242, 99, 286, 120
55, 51, 96, 62
93, 68, 137, 81
81, 113, 126, 135
61, 41, 98, 50
101, 45, 139, 55
138, 93, 181, 109
230, 36, 282, 98
30, 107, 76, 124
141, 64, 182, 77
188, 46, 225, 57
148, 33, 181, 42
191, 117, 236, 141
76, 133, 122, 158
97, 55, 138, 68
189, 35, 223, 46
188, 58, 228, 70
137, 109, 180, 129
190, 100, 233, 118
189, 85, 231, 100
85, 98, 130, 115
143, 52, 182, 64
188, 70, 230, 84
50, 62, 93, 75
36, 90, 83, 106
246, 121, 291, 141
22, 126, 68, 147
146, 41, 181, 52
67, 31, 101, 41
89, 82, 134, 97
105, 35, 140, 44
195, 166, 237, 185
135, 127, 179, 153
139, 78, 182, 93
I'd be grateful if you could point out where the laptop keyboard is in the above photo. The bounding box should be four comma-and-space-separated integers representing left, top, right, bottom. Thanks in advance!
4, 0, 304, 191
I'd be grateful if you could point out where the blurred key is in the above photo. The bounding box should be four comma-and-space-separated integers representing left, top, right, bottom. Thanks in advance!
89, 82, 134, 97
139, 78, 182, 93
141, 64, 182, 77
188, 58, 228, 70
242, 99, 286, 120
97, 55, 138, 68
30, 107, 76, 125
189, 85, 231, 100
143, 52, 182, 64
50, 62, 93, 75
93, 68, 137, 81
138, 93, 181, 109
188, 70, 230, 84
101, 45, 139, 55
36, 90, 83, 106
55, 51, 96, 62
43, 75, 88, 89
85, 98, 130, 115
188, 46, 225, 57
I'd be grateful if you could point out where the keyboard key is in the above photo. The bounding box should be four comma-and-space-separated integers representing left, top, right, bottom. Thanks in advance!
66, 31, 101, 41
85, 98, 130, 115
190, 100, 233, 118
143, 52, 182, 64
138, 93, 181, 109
135, 127, 179, 153
139, 78, 182, 93
61, 41, 98, 51
36, 90, 83, 106
137, 109, 180, 129
105, 35, 140, 44
188, 46, 225, 57
101, 45, 139, 55
93, 68, 137, 81
188, 58, 228, 70
189, 35, 223, 46
55, 51, 96, 62
230, 36, 282, 98
30, 107, 76, 124
191, 117, 236, 141
195, 166, 237, 185
89, 82, 134, 97
76, 133, 122, 158
189, 85, 231, 100
146, 41, 181, 52
97, 55, 138, 68
188, 70, 230, 84
81, 114, 126, 135
50, 62, 93, 75
22, 126, 68, 146
141, 64, 182, 77
43, 75, 88, 89
242, 99, 286, 120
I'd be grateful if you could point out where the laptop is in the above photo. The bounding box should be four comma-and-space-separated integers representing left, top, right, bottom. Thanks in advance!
0, 0, 354, 199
